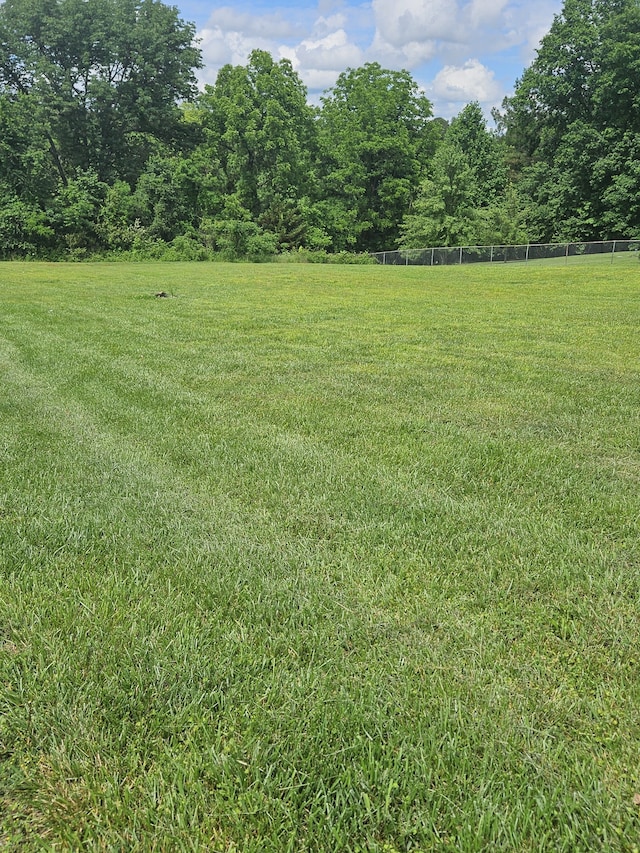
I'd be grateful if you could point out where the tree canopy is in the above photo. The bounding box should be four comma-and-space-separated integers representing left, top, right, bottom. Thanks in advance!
1, 0, 639, 259
501, 0, 640, 240
198, 50, 319, 251
0, 0, 202, 185
317, 63, 434, 252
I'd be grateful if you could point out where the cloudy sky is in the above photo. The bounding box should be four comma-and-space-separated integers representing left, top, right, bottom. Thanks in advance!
177, 0, 563, 119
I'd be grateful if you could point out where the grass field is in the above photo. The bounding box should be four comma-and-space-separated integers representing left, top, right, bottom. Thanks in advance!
1, 260, 639, 851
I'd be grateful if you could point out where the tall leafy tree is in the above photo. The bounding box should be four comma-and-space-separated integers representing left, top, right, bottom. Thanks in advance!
0, 92, 58, 256
0, 0, 202, 185
198, 50, 318, 250
447, 102, 507, 204
49, 169, 108, 252
0, 92, 58, 203
502, 0, 640, 240
398, 103, 523, 250
317, 63, 433, 252
132, 149, 224, 242
398, 142, 477, 249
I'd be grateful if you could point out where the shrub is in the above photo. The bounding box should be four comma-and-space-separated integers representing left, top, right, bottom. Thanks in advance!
277, 247, 376, 264
0, 197, 54, 258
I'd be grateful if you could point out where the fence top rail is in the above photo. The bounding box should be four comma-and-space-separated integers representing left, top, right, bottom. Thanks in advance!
372, 238, 639, 256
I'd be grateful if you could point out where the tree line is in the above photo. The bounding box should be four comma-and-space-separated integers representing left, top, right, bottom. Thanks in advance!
1, 0, 639, 261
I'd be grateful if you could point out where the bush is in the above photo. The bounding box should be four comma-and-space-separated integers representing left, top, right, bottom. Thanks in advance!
277, 247, 376, 264
204, 219, 278, 261
0, 197, 54, 258
167, 235, 212, 261
327, 250, 377, 265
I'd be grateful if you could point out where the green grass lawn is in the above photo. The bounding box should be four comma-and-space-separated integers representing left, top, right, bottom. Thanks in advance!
1, 260, 639, 851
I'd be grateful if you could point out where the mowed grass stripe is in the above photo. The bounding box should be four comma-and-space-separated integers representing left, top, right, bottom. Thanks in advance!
1, 261, 639, 851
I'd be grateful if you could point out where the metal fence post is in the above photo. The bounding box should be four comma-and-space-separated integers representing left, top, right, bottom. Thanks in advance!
611, 241, 616, 264
431, 247, 434, 266
459, 247, 463, 265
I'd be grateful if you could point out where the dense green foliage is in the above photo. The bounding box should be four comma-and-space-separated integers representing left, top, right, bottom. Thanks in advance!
1, 0, 640, 258
500, 0, 640, 241
317, 63, 434, 251
0, 0, 201, 185
398, 104, 521, 249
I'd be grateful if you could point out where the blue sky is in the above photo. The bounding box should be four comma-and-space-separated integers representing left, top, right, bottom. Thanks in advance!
177, 0, 563, 119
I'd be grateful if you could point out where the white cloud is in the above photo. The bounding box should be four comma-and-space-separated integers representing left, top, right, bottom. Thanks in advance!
197, 5, 365, 97
368, 0, 559, 70
295, 29, 364, 70
314, 13, 349, 35
198, 26, 278, 81
205, 7, 301, 39
501, 0, 561, 59
521, 5, 560, 59
279, 27, 364, 97
197, 27, 233, 68
366, 0, 524, 75
368, 29, 437, 66
430, 58, 502, 103
464, 0, 510, 28
371, 0, 461, 49
297, 67, 345, 93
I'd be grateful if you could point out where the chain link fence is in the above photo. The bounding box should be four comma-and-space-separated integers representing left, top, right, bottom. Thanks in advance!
370, 239, 640, 266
